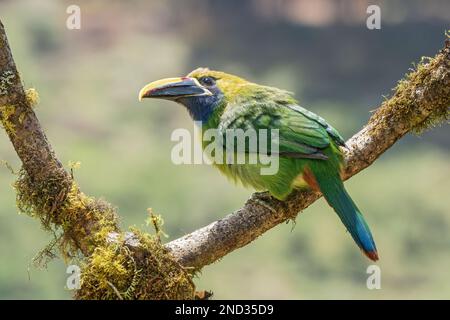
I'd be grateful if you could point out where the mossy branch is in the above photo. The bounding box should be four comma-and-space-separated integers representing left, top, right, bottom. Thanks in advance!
0, 20, 195, 300
165, 38, 450, 269
0, 17, 449, 298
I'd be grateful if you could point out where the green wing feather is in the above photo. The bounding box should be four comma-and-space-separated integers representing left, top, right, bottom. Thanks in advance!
217, 99, 344, 159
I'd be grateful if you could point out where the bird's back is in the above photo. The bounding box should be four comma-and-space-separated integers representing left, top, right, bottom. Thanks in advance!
202, 86, 345, 199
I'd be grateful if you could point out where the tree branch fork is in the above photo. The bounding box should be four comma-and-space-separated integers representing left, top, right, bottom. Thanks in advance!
1, 19, 449, 298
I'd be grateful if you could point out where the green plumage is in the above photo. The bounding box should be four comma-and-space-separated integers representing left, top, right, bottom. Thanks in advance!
140, 67, 379, 261
202, 84, 345, 199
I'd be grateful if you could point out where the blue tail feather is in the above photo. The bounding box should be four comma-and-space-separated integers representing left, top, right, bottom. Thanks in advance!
313, 170, 378, 261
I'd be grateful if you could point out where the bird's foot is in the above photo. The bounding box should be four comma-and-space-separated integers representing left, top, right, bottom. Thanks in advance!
251, 192, 277, 213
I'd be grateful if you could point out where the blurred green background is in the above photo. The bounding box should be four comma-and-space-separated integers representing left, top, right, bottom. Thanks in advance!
0, 0, 449, 299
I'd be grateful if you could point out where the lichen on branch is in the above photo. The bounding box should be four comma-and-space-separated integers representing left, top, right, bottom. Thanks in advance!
0, 16, 448, 298
76, 228, 195, 300
166, 36, 450, 269
0, 20, 195, 300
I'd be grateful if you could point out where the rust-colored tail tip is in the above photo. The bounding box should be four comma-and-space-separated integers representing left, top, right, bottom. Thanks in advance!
364, 250, 379, 262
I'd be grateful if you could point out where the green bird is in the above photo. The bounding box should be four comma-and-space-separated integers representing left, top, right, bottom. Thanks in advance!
139, 68, 378, 261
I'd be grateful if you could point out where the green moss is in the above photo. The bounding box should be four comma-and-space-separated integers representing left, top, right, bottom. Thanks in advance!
14, 168, 195, 299
0, 104, 17, 136
15, 168, 119, 259
1, 55, 195, 299
25, 88, 39, 108
1, 87, 39, 134
369, 38, 450, 136
76, 228, 195, 300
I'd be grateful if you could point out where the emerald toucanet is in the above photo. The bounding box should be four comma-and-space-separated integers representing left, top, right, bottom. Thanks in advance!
139, 68, 378, 261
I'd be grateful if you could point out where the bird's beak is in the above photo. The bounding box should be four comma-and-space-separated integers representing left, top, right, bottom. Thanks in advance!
138, 77, 212, 101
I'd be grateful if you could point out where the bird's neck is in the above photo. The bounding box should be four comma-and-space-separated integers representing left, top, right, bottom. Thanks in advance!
179, 95, 225, 124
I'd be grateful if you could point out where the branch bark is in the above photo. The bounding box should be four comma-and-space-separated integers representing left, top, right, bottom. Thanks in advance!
1, 21, 195, 299
0, 21, 120, 256
165, 40, 450, 269
1, 18, 449, 278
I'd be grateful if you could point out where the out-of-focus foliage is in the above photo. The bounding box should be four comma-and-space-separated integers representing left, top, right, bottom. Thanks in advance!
0, 0, 448, 299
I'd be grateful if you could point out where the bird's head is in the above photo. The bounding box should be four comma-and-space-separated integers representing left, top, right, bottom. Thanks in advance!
139, 68, 251, 122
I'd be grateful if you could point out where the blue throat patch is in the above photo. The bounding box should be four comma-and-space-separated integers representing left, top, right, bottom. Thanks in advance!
178, 93, 222, 122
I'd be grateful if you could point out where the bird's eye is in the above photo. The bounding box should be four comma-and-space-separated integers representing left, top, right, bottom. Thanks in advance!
199, 76, 216, 87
